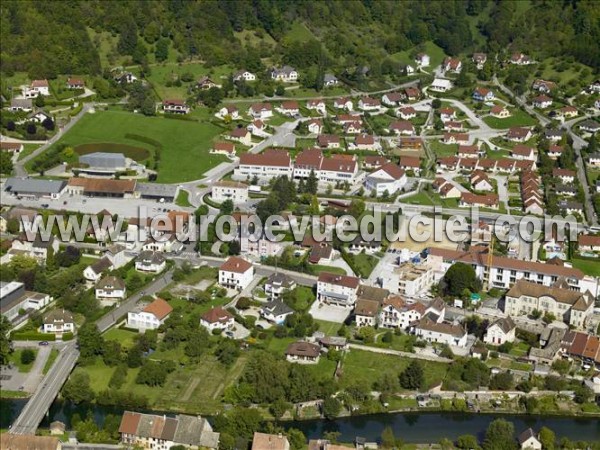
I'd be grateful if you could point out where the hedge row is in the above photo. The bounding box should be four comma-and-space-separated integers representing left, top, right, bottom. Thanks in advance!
11, 331, 56, 341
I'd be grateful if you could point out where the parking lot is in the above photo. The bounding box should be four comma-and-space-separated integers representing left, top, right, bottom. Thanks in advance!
308, 301, 351, 323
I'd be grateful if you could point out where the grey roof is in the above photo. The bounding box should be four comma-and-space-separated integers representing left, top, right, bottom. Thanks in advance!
173, 414, 220, 448
491, 316, 515, 334
324, 73, 338, 83
96, 275, 126, 290
10, 98, 32, 108
266, 272, 295, 289
4, 178, 66, 195
89, 256, 113, 274
261, 300, 294, 317
79, 152, 126, 169
518, 428, 538, 445
579, 120, 600, 130
136, 251, 165, 265
43, 309, 74, 325
136, 182, 179, 198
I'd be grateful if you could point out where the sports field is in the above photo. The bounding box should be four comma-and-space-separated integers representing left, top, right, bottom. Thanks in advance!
45, 110, 227, 183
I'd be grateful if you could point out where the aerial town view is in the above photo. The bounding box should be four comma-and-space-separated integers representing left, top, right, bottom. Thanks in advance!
1, 1, 600, 449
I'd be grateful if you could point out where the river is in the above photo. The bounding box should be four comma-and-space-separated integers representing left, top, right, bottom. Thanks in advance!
2, 399, 599, 443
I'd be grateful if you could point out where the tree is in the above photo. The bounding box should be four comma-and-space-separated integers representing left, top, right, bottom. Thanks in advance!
63, 370, 95, 404
0, 151, 14, 175
305, 169, 318, 194
108, 364, 128, 389
26, 123, 36, 135
77, 322, 104, 361
399, 360, 424, 390
456, 434, 480, 450
483, 419, 517, 450
538, 427, 555, 450
357, 326, 375, 343
0, 316, 12, 366
20, 349, 35, 365
155, 38, 169, 62
269, 399, 290, 419
573, 385, 592, 404
489, 372, 513, 390
441, 262, 480, 296
322, 396, 341, 420
220, 199, 234, 215
381, 426, 397, 449
118, 18, 138, 55
41, 117, 55, 131
35, 94, 45, 107
286, 428, 306, 450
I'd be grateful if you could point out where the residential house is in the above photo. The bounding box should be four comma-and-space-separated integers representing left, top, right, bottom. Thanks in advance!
43, 309, 75, 336
457, 144, 480, 158
506, 127, 532, 142
398, 137, 423, 151
211, 142, 236, 158
306, 99, 326, 115
473, 87, 494, 102
285, 341, 320, 364
1, 435, 61, 450
430, 78, 452, 92
547, 145, 564, 159
517, 428, 542, 450
484, 317, 516, 345
24, 79, 50, 98
510, 53, 533, 65
579, 120, 600, 134
532, 95, 553, 109
280, 101, 300, 117
544, 128, 564, 142
399, 155, 422, 176
353, 133, 377, 150
127, 298, 172, 331
95, 276, 126, 301
397, 106, 417, 120
439, 107, 456, 122
559, 200, 584, 215
260, 300, 294, 324
271, 66, 298, 82
560, 106, 578, 118
317, 272, 360, 307
471, 170, 493, 191
490, 105, 510, 118
227, 127, 252, 146
324, 73, 339, 87
443, 57, 462, 73
200, 307, 234, 332
362, 155, 389, 170
333, 97, 353, 111
382, 93, 403, 107
578, 234, 600, 253
307, 119, 323, 134
212, 181, 248, 204
317, 134, 341, 149
552, 168, 576, 183
234, 149, 292, 179
248, 120, 267, 136
196, 76, 219, 90
358, 97, 380, 111
414, 53, 430, 67
433, 178, 461, 199
444, 121, 465, 132
413, 317, 468, 347
3, 235, 59, 264
389, 121, 415, 135
217, 105, 239, 120
459, 192, 499, 209
511, 145, 536, 161
343, 121, 363, 134
162, 99, 189, 114
504, 279, 594, 329
219, 256, 254, 290
248, 103, 273, 120
308, 242, 334, 265
233, 70, 256, 82
119, 411, 219, 449
364, 163, 407, 196
354, 299, 380, 327
135, 251, 166, 273
8, 98, 33, 112
381, 264, 436, 297
532, 79, 556, 93
472, 53, 487, 69
252, 433, 290, 450
83, 257, 113, 282
442, 133, 469, 145
264, 272, 296, 299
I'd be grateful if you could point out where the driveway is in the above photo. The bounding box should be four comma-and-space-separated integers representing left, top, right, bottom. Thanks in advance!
308, 301, 351, 323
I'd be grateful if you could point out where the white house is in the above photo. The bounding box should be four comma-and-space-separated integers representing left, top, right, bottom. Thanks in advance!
471, 170, 494, 191
323, 73, 339, 87
233, 70, 256, 82
316, 272, 360, 307
430, 78, 453, 92
162, 99, 190, 114
532, 95, 553, 109
83, 257, 114, 282
248, 103, 273, 120
285, 341, 320, 364
364, 163, 407, 196
234, 149, 293, 180
134, 251, 166, 273
127, 298, 173, 331
413, 318, 467, 347
95, 276, 126, 301
218, 256, 254, 291
358, 97, 380, 111
260, 300, 294, 324
414, 53, 430, 67
379, 298, 426, 330
264, 272, 296, 299
518, 429, 542, 450
306, 99, 326, 115
307, 119, 323, 134
484, 317, 516, 345
333, 97, 353, 111
42, 309, 74, 336
382, 93, 403, 107
212, 181, 249, 204
271, 66, 298, 82
200, 307, 234, 332
24, 79, 50, 98
217, 105, 240, 120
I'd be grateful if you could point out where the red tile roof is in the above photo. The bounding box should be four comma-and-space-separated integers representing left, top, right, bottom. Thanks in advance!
220, 256, 253, 273
143, 298, 173, 320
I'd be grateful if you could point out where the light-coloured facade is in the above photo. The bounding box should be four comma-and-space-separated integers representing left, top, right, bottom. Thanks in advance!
381, 264, 435, 296
218, 256, 254, 290
212, 181, 249, 204
316, 273, 360, 307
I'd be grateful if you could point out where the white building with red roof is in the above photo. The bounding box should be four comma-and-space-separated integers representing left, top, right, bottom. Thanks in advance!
218, 256, 254, 290
200, 307, 235, 332
365, 163, 407, 196
127, 298, 173, 330
317, 272, 360, 307
24, 79, 50, 98
234, 149, 292, 179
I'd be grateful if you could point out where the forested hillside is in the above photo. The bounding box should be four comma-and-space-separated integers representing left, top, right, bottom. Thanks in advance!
0, 0, 599, 79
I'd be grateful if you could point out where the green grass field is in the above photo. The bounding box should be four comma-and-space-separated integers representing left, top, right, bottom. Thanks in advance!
571, 258, 600, 277
284, 21, 316, 43
145, 63, 233, 99
42, 349, 59, 375
483, 109, 537, 129
390, 41, 446, 69
38, 110, 227, 183
315, 319, 342, 336
9, 349, 38, 373
103, 328, 138, 349
17, 144, 41, 161
175, 190, 192, 207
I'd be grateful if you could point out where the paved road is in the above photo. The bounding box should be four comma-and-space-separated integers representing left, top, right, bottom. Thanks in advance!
10, 103, 94, 177
21, 344, 51, 393
9, 341, 79, 435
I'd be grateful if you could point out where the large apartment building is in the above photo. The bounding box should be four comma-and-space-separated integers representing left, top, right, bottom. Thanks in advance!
316, 272, 360, 307
234, 149, 293, 179
504, 279, 594, 329
381, 263, 436, 296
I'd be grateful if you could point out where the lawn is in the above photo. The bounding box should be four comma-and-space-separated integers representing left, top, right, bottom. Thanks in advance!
340, 350, 449, 390
571, 258, 600, 277
308, 264, 347, 276
346, 251, 379, 278
103, 328, 138, 349
17, 144, 41, 161
35, 110, 227, 183
9, 349, 38, 373
402, 191, 436, 206
429, 140, 458, 158
483, 109, 537, 129
283, 21, 316, 43
144, 62, 233, 99
390, 41, 446, 69
315, 319, 342, 336
175, 190, 192, 207
42, 349, 59, 375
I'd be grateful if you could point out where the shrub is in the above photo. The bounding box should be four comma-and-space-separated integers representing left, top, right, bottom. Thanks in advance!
21, 349, 36, 365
